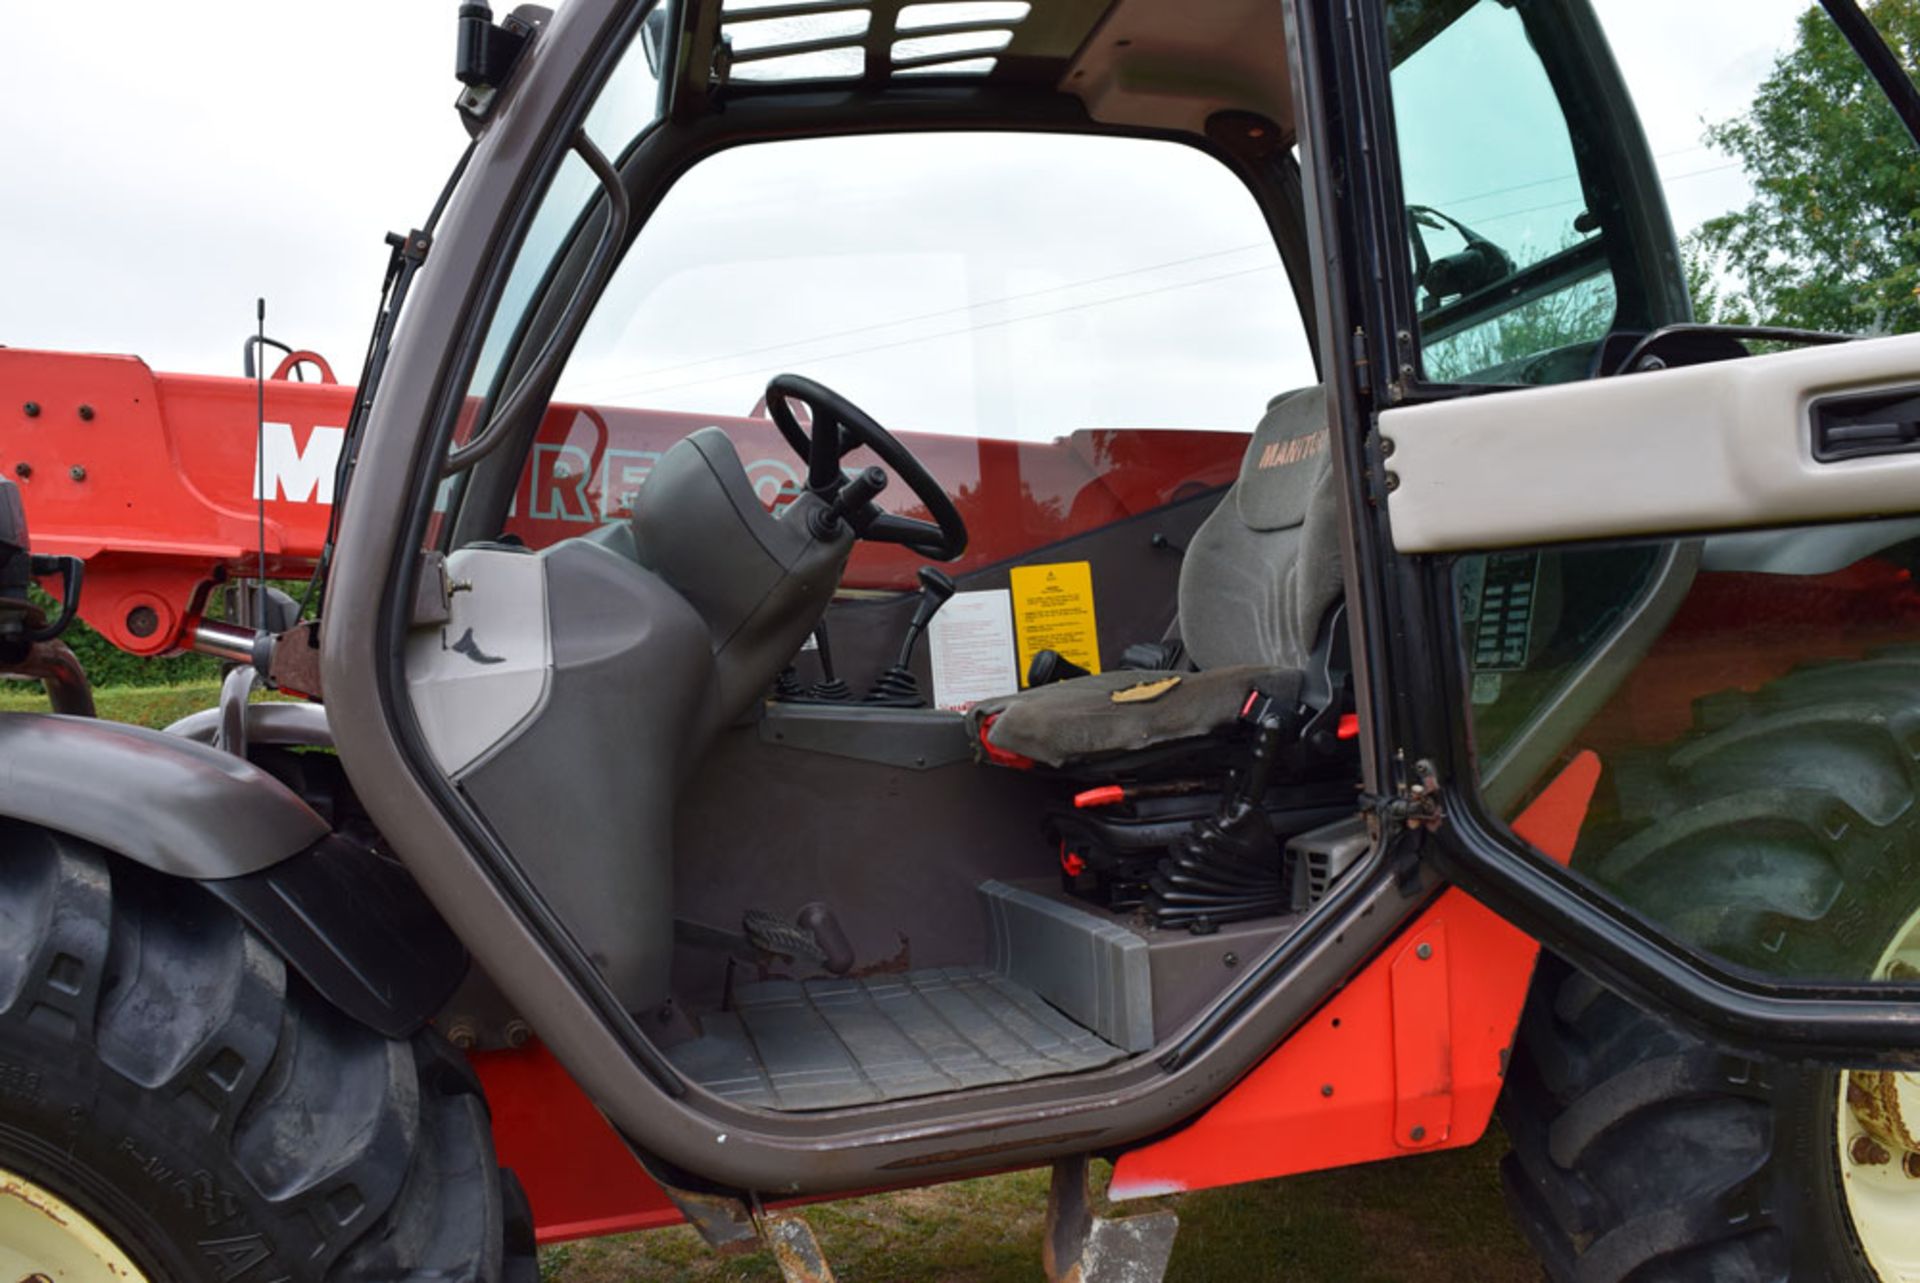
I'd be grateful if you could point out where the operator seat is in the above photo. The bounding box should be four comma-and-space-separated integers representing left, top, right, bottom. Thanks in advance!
969, 385, 1343, 767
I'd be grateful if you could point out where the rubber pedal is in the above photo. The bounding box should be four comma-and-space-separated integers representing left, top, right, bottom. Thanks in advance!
742, 909, 828, 963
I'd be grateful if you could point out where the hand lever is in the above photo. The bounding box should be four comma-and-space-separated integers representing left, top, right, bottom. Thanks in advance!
866, 567, 957, 706
895, 567, 956, 670
809, 466, 887, 540
807, 621, 851, 701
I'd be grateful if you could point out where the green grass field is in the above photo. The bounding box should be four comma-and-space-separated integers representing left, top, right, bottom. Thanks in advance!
541, 1141, 1535, 1282
11, 676, 1536, 1281
0, 676, 227, 725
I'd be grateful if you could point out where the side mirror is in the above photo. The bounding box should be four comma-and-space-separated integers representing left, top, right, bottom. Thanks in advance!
1423, 240, 1515, 303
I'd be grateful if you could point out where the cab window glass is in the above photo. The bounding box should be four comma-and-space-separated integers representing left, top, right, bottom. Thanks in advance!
506, 132, 1313, 588
1457, 524, 1920, 989
465, 17, 666, 408
1410, 1, 1920, 990
1387, 0, 1920, 386
553, 133, 1310, 439
1387, 0, 1614, 384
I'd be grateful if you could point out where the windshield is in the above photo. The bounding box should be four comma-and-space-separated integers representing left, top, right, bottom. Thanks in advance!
552, 132, 1310, 442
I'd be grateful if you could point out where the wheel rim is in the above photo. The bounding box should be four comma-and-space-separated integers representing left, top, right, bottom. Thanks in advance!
0, 1163, 151, 1282
1837, 902, 1920, 1282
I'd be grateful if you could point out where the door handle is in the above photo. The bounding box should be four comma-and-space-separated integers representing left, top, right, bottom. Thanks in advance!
1813, 387, 1920, 462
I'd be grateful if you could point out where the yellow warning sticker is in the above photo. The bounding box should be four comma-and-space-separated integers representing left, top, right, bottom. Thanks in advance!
1008, 561, 1101, 686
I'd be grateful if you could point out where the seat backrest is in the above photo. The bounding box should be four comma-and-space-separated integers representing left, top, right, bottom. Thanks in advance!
1175, 386, 1342, 671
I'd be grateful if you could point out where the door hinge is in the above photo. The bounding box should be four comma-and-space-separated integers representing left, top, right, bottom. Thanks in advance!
1362, 757, 1445, 832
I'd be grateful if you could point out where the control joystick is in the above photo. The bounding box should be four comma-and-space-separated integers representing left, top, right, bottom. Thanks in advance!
807, 621, 852, 701
865, 567, 956, 707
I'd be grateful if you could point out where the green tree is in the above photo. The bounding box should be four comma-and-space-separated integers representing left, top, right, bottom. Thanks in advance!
1694, 0, 1920, 334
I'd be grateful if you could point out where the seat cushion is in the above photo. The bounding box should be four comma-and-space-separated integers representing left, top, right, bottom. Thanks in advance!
968, 665, 1298, 768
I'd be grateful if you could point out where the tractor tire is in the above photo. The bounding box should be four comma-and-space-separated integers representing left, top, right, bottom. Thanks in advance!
1498, 652, 1920, 1282
0, 819, 537, 1282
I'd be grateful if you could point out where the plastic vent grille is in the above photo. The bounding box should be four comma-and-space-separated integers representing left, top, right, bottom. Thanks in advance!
719, 0, 1033, 84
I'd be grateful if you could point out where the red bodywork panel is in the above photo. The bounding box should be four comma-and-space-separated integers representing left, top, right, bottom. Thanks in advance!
1106, 751, 1600, 1200
469, 1044, 682, 1241
0, 349, 1245, 655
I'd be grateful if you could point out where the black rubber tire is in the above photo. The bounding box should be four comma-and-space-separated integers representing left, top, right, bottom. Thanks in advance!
0, 819, 538, 1282
1498, 652, 1920, 1282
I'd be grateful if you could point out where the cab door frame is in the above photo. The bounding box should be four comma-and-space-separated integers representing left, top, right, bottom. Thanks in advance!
1294, 0, 1920, 1065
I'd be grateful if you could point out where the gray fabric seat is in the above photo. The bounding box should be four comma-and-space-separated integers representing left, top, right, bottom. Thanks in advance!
972, 386, 1341, 767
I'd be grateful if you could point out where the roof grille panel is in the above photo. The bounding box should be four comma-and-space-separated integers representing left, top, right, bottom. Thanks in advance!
731, 46, 867, 81
896, 2, 1030, 30
727, 9, 871, 54
722, 0, 853, 12
718, 0, 1043, 85
893, 56, 997, 76
891, 28, 1014, 63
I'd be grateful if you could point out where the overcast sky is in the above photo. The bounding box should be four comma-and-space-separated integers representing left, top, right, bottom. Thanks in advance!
0, 3, 460, 377
0, 1, 1825, 435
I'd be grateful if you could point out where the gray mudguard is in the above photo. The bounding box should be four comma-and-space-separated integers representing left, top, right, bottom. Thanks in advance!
0, 713, 328, 877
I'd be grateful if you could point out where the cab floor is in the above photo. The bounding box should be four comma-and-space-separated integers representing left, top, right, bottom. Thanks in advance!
667, 966, 1125, 1111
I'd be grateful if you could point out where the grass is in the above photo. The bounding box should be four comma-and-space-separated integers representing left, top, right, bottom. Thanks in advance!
19, 678, 1536, 1280
0, 676, 226, 727
541, 1137, 1535, 1282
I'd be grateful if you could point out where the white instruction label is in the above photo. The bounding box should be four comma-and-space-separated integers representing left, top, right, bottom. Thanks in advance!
928, 589, 1020, 713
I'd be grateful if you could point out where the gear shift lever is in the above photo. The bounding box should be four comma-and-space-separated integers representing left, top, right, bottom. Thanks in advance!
865, 567, 956, 706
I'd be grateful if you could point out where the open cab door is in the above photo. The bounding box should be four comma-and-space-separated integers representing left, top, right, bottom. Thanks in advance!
1302, 0, 1920, 1067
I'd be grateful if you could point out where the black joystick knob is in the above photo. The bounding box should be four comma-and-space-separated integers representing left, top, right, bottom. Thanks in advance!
865, 567, 957, 707
809, 466, 887, 540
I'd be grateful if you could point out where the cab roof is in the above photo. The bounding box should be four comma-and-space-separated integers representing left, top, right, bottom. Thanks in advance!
691, 0, 1296, 141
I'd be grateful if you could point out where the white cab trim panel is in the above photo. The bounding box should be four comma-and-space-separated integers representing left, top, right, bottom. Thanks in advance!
407, 548, 551, 776
1381, 333, 1920, 553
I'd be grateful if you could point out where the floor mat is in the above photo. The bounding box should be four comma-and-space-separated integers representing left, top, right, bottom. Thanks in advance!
667, 966, 1126, 1111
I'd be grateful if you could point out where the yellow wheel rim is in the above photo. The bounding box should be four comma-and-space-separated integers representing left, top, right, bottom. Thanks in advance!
1837, 903, 1920, 1283
0, 1166, 150, 1283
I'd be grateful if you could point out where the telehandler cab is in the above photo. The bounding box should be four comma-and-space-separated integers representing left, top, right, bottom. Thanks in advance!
5, 1, 1920, 1279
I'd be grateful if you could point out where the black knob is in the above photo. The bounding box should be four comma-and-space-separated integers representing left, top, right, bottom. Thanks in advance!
906, 566, 956, 635
867, 567, 960, 706
810, 466, 887, 540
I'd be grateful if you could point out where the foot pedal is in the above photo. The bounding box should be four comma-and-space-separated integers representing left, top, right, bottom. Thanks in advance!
1045, 1155, 1178, 1283
743, 909, 828, 964
742, 903, 855, 974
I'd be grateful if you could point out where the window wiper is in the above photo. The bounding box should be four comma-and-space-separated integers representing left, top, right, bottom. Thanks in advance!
299, 139, 477, 617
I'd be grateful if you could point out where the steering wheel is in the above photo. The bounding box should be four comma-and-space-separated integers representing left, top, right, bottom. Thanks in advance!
764, 374, 969, 562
